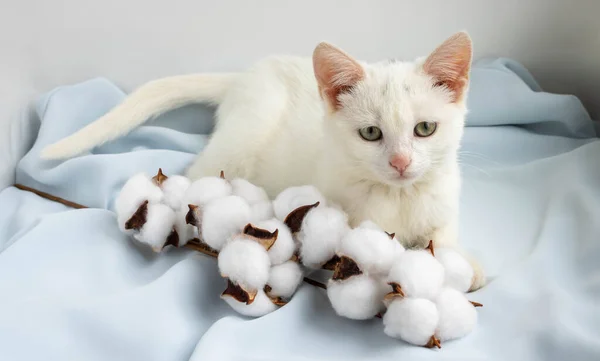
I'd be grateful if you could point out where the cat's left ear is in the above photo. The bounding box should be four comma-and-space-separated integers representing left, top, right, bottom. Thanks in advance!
313, 42, 365, 112
423, 31, 473, 103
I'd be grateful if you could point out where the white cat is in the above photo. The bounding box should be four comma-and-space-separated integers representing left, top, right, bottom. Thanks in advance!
42, 31, 485, 290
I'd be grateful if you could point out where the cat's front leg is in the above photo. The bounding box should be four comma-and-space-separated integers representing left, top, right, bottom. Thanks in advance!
429, 221, 486, 292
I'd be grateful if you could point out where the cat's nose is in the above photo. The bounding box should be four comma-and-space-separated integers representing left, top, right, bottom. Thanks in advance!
389, 154, 411, 174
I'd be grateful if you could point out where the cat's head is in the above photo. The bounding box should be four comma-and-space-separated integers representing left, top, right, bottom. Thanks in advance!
313, 32, 472, 187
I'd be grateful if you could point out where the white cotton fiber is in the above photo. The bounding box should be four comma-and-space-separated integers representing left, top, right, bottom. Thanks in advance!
183, 176, 232, 206
358, 220, 405, 259
133, 203, 176, 252
229, 178, 273, 223
358, 220, 382, 231
231, 178, 269, 204
338, 227, 397, 276
392, 237, 405, 258
160, 175, 191, 210
383, 297, 439, 346
222, 289, 278, 317
115, 173, 163, 233
326, 275, 388, 320
388, 250, 445, 300
250, 200, 275, 223
434, 248, 474, 293
435, 287, 478, 342
201, 195, 252, 251
218, 237, 271, 290
266, 261, 304, 298
273, 185, 327, 220
297, 206, 349, 268
174, 206, 197, 246
254, 218, 296, 265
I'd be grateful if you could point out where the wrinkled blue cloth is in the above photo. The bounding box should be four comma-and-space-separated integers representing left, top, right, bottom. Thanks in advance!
2, 58, 599, 361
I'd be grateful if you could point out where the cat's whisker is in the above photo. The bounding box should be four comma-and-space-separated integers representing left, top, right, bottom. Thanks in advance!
458, 151, 501, 167
458, 161, 492, 178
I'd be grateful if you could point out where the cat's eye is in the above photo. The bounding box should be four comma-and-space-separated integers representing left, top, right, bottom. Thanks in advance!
414, 122, 437, 137
359, 126, 383, 141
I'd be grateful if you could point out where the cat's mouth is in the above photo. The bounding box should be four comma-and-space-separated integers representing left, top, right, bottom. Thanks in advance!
383, 171, 420, 187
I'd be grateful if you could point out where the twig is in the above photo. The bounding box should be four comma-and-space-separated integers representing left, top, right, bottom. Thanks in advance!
302, 276, 326, 290
185, 239, 219, 258
14, 184, 88, 209
13, 183, 328, 290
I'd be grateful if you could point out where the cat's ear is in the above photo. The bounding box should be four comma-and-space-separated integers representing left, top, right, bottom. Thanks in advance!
313, 42, 365, 111
423, 31, 473, 103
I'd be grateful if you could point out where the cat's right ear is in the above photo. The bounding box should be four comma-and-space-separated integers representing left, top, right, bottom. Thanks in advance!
313, 42, 365, 112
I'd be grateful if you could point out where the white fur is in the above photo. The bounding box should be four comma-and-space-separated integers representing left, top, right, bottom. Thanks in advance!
183, 176, 232, 207
267, 261, 304, 298
383, 297, 439, 346
255, 218, 296, 265
435, 287, 477, 341
338, 227, 397, 276
218, 237, 271, 290
435, 247, 474, 293
43, 33, 484, 289
272, 185, 327, 221
115, 173, 163, 233
160, 175, 191, 210
297, 206, 349, 268
133, 203, 176, 252
388, 250, 445, 300
201, 195, 252, 251
326, 274, 388, 320
222, 289, 278, 317
41, 73, 236, 159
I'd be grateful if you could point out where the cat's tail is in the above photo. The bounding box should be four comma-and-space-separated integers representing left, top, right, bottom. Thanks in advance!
41, 73, 237, 160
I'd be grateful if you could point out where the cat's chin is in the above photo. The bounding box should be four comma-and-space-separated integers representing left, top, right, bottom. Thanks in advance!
380, 173, 420, 188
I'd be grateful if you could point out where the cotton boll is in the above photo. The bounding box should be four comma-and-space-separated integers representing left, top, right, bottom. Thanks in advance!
358, 220, 404, 259
230, 178, 273, 223
254, 218, 296, 265
231, 178, 269, 204
250, 200, 275, 223
358, 220, 382, 231
222, 289, 278, 317
297, 206, 349, 268
160, 175, 191, 210
435, 287, 478, 341
326, 275, 388, 320
201, 195, 252, 251
173, 206, 197, 246
388, 250, 445, 300
383, 297, 439, 346
434, 248, 474, 293
392, 238, 405, 259
116, 173, 163, 233
183, 176, 232, 206
266, 261, 304, 298
218, 237, 271, 290
133, 203, 176, 252
338, 227, 397, 276
273, 185, 327, 220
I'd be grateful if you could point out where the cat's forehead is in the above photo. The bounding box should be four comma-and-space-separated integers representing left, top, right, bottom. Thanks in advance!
340, 61, 459, 127
363, 61, 434, 98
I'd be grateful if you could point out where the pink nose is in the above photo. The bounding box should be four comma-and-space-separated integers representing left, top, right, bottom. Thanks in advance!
389, 154, 411, 174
